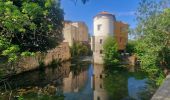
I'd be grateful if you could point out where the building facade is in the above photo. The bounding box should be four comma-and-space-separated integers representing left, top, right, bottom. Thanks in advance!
91, 11, 128, 64
114, 21, 128, 51
63, 21, 89, 47
91, 11, 116, 64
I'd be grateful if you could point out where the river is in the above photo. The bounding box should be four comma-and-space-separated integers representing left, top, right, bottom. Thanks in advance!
0, 61, 153, 100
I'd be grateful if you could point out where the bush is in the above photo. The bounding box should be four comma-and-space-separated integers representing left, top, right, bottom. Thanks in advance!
70, 42, 91, 58
103, 37, 120, 67
126, 40, 136, 54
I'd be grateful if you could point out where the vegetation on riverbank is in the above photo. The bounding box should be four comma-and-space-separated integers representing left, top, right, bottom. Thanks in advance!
106, 0, 170, 86
0, 0, 64, 79
70, 42, 92, 58
0, 0, 64, 57
103, 37, 120, 68
0, 0, 64, 52
102, 2, 170, 98
134, 0, 170, 86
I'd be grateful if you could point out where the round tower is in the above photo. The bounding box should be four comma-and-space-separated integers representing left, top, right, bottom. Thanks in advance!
93, 11, 115, 36
92, 11, 116, 64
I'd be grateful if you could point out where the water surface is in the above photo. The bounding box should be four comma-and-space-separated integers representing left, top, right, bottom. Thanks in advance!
0, 61, 151, 100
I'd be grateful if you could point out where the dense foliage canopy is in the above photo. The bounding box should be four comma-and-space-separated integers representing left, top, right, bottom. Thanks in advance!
135, 0, 170, 85
0, 0, 64, 52
70, 42, 91, 58
103, 37, 120, 67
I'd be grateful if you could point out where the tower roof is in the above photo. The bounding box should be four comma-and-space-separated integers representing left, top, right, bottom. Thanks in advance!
94, 11, 116, 20
99, 11, 112, 15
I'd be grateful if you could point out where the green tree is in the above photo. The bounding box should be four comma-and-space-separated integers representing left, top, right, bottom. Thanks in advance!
135, 0, 170, 85
71, 0, 89, 4
0, 0, 64, 52
103, 37, 120, 67
126, 40, 136, 54
0, 35, 34, 64
70, 42, 90, 58
0, 36, 20, 62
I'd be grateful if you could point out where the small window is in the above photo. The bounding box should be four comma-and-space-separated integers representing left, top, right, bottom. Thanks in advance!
100, 50, 103, 54
100, 39, 102, 44
100, 84, 103, 89
97, 24, 102, 31
100, 75, 102, 79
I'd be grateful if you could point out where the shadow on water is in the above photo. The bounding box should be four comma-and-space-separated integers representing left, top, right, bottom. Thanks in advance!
0, 60, 153, 100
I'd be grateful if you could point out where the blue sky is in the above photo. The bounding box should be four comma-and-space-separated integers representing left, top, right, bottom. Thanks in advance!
61, 0, 140, 35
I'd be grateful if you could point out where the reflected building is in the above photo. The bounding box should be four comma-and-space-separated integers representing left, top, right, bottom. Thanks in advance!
92, 64, 109, 100
63, 70, 88, 93
62, 64, 92, 100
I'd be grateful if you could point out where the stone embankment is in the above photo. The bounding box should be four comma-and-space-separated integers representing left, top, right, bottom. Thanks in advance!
4, 42, 71, 75
151, 74, 170, 100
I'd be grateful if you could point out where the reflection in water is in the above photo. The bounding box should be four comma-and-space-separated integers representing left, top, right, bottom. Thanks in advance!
128, 77, 147, 100
63, 64, 92, 100
63, 64, 93, 100
92, 64, 109, 100
0, 61, 150, 100
103, 64, 149, 100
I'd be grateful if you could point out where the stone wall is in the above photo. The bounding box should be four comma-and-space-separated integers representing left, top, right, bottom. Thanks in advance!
151, 75, 170, 100
44, 42, 71, 66
14, 42, 71, 74
127, 55, 137, 66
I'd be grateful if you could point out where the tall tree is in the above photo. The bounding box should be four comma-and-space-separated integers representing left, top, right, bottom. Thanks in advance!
103, 37, 120, 68
0, 0, 64, 52
135, 0, 170, 85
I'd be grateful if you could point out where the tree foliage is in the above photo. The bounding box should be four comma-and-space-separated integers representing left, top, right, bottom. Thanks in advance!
70, 42, 90, 57
135, 0, 170, 85
0, 0, 64, 52
103, 37, 120, 67
0, 36, 35, 62
71, 0, 89, 4
126, 40, 136, 54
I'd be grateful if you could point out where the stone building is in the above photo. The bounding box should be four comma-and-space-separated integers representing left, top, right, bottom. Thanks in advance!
63, 21, 89, 46
91, 11, 129, 64
114, 21, 128, 51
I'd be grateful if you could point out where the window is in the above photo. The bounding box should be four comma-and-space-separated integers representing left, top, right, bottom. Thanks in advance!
97, 24, 102, 31
100, 50, 103, 54
100, 39, 102, 44
100, 74, 103, 79
100, 84, 103, 89
97, 96, 100, 100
